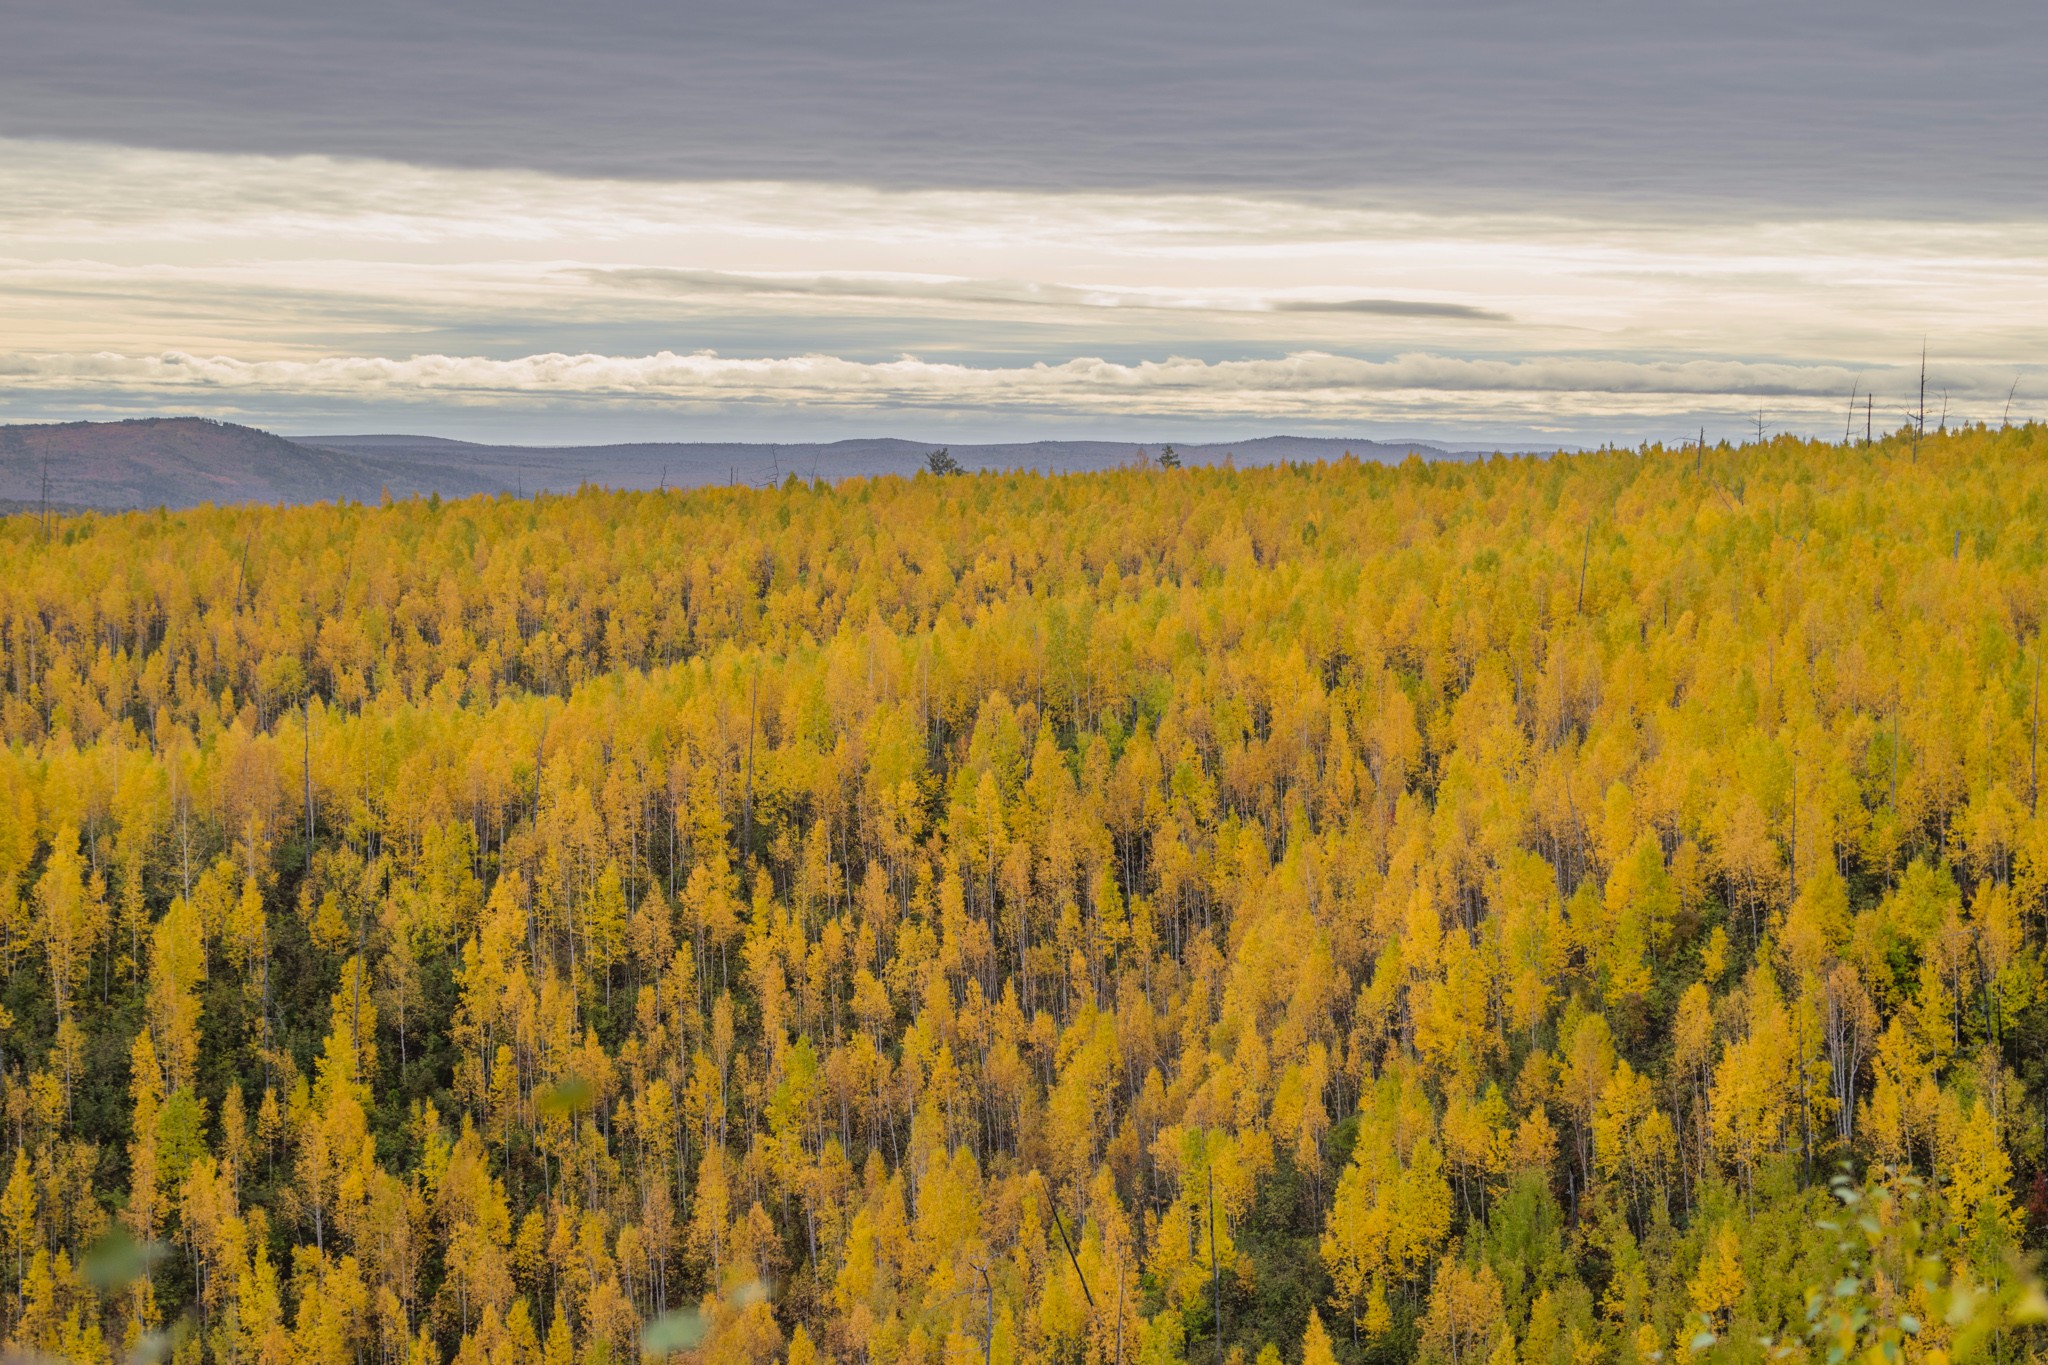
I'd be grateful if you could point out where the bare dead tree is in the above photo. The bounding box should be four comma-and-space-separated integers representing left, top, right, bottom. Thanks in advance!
741, 659, 760, 859
1208, 1165, 1223, 1365
1845, 381, 1860, 444
1114, 1260, 1126, 1365
2005, 378, 2021, 429
305, 691, 315, 875
1575, 521, 1592, 616
1051, 1205, 1098, 1338
1823, 963, 1876, 1142
1914, 342, 1927, 460
974, 1262, 994, 1365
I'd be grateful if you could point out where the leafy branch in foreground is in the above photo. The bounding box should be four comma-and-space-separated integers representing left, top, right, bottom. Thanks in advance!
1796, 1168, 2045, 1365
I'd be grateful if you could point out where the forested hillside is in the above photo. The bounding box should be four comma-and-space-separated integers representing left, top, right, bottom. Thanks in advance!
0, 430, 2043, 1365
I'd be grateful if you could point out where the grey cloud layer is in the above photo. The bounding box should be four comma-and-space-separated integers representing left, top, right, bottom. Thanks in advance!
581, 269, 1512, 322
3, 0, 2042, 212
4, 348, 2026, 411
7, 346, 2031, 447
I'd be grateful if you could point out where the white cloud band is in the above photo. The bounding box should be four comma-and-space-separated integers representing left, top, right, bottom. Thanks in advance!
3, 138, 2044, 440
1, 348, 2022, 423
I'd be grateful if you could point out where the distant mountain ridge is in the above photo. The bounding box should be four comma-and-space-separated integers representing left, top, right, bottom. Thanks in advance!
1, 417, 1490, 510
0, 417, 398, 510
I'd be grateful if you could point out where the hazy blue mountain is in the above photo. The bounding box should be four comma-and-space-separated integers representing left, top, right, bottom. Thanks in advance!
1, 417, 1497, 509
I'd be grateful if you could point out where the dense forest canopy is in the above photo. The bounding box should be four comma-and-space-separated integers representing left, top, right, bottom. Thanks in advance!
0, 430, 2043, 1364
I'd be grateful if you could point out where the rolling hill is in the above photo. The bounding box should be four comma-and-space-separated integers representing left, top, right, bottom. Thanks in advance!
0, 417, 1481, 509
0, 417, 400, 509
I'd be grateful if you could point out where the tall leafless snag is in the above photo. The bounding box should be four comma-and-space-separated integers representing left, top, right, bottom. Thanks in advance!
1051, 1205, 1095, 1319
1576, 521, 1592, 616
741, 659, 760, 859
1915, 342, 1927, 461
1208, 1164, 1223, 1365
1114, 1259, 1125, 1365
304, 691, 314, 876
972, 1261, 994, 1365
1823, 963, 1876, 1143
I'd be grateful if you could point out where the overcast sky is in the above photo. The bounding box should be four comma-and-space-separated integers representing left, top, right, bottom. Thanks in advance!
3, 0, 2043, 445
